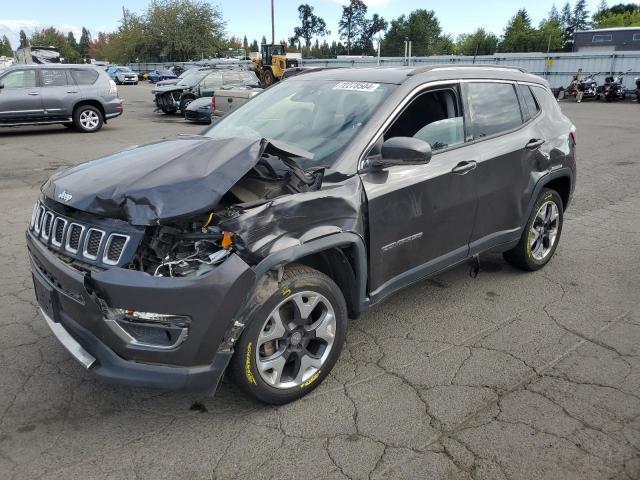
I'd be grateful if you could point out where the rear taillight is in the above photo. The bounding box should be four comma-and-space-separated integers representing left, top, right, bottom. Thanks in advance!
108, 79, 118, 96
211, 95, 216, 112
570, 125, 576, 144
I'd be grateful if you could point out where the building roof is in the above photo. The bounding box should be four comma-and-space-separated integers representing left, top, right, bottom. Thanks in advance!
576, 27, 640, 33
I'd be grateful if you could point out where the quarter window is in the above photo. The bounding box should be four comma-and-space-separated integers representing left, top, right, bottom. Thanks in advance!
41, 69, 70, 87
465, 83, 523, 139
385, 87, 464, 152
520, 85, 540, 121
633, 33, 640, 41
1, 69, 37, 88
70, 69, 99, 85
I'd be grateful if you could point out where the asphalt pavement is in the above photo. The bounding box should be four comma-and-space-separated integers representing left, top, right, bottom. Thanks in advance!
0, 83, 638, 479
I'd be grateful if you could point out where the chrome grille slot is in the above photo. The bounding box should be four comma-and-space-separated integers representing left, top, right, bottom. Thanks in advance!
83, 228, 104, 260
103, 234, 130, 265
51, 217, 67, 247
66, 223, 85, 253
41, 211, 54, 240
34, 205, 45, 234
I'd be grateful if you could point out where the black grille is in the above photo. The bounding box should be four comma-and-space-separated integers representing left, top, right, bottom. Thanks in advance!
42, 213, 53, 237
53, 219, 65, 244
86, 230, 103, 257
106, 235, 127, 263
68, 224, 82, 250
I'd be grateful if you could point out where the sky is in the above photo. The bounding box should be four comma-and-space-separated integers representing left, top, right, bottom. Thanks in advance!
0, 0, 632, 50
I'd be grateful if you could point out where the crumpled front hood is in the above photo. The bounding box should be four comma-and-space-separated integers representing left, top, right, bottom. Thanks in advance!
41, 136, 266, 225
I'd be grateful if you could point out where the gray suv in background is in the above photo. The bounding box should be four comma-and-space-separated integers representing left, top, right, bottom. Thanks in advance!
0, 64, 123, 132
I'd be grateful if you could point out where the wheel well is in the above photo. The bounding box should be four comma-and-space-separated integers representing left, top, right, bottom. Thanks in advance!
544, 176, 571, 210
74, 100, 105, 120
295, 247, 360, 319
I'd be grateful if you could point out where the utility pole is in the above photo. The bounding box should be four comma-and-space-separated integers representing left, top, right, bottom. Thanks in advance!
271, 0, 275, 45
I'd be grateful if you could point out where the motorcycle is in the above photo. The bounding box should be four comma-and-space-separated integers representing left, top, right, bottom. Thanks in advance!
602, 69, 631, 102
566, 71, 600, 103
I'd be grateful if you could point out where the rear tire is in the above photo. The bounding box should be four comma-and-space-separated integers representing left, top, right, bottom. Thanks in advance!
503, 188, 563, 271
230, 264, 347, 404
73, 105, 103, 133
179, 97, 194, 116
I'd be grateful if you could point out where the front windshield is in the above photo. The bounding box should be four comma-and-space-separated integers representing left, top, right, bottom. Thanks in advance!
176, 71, 207, 86
118, 67, 132, 72
204, 78, 394, 166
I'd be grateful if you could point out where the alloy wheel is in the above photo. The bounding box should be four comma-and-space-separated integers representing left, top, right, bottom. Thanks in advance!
256, 291, 336, 389
529, 200, 559, 261
79, 110, 100, 131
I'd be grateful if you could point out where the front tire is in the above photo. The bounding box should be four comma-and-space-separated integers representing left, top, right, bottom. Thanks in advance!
73, 105, 103, 133
179, 97, 194, 116
263, 69, 275, 86
503, 189, 563, 271
230, 264, 347, 404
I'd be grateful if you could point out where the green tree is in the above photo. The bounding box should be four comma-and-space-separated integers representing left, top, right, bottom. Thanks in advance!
261, 35, 267, 45
338, 0, 367, 54
498, 9, 536, 52
250, 39, 259, 51
549, 4, 562, 24
144, 0, 226, 61
358, 13, 387, 54
0, 35, 13, 56
560, 2, 573, 47
79, 27, 91, 57
572, 0, 590, 31
535, 19, 564, 52
456, 28, 499, 55
382, 9, 443, 57
19, 29, 29, 48
595, 9, 640, 27
593, 2, 639, 25
67, 32, 79, 52
291, 4, 329, 54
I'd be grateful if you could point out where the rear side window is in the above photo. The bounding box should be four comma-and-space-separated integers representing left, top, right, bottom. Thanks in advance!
465, 83, 523, 139
41, 69, 70, 87
222, 72, 242, 85
519, 85, 540, 120
202, 73, 222, 89
71, 69, 99, 85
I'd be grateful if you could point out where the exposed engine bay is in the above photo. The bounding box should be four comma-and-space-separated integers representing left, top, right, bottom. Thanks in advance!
132, 151, 324, 277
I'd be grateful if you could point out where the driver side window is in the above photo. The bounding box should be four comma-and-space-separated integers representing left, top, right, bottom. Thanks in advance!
384, 87, 464, 152
1, 70, 37, 89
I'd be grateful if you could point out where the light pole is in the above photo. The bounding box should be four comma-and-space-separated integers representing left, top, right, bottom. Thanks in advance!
271, 0, 275, 45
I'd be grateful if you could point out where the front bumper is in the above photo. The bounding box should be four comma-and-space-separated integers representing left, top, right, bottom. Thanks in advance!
185, 108, 212, 123
27, 231, 255, 391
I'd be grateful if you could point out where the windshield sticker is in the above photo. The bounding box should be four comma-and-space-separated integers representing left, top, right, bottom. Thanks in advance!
333, 81, 380, 93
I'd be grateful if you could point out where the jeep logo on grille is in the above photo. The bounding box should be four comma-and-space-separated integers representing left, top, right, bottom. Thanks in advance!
58, 190, 73, 202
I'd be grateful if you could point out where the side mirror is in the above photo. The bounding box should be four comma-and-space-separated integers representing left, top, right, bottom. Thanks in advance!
371, 137, 432, 169
0, 83, 4, 89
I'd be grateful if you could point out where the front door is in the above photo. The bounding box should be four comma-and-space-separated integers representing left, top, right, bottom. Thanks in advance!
0, 69, 43, 123
361, 85, 478, 295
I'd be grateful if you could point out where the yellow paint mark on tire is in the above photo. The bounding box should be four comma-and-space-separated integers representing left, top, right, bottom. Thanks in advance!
245, 342, 257, 385
300, 370, 321, 388
281, 287, 291, 297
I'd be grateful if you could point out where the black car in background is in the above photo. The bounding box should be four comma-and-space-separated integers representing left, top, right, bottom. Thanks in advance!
153, 69, 259, 115
27, 66, 576, 405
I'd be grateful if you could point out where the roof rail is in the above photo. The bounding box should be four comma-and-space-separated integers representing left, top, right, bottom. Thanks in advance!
408, 64, 528, 76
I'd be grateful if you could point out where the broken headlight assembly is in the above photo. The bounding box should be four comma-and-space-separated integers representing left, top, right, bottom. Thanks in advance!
131, 221, 235, 278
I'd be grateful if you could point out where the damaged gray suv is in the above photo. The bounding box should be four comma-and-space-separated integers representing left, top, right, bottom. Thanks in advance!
27, 66, 576, 404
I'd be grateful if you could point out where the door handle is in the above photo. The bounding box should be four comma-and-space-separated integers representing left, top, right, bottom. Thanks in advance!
452, 161, 477, 175
27, 92, 40, 96
66, 90, 78, 94
526, 139, 545, 150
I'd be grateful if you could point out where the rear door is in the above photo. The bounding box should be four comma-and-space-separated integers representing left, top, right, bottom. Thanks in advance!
461, 81, 547, 252
0, 68, 43, 122
39, 69, 81, 120
200, 72, 223, 97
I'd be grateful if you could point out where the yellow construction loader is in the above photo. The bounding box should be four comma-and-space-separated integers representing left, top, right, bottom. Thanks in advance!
253, 44, 299, 86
